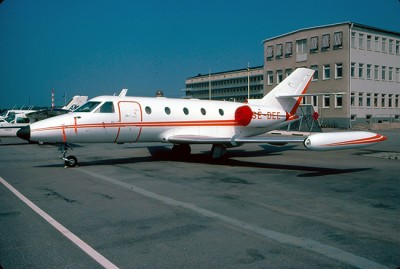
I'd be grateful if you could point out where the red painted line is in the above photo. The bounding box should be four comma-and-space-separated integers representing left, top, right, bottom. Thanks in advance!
289, 74, 313, 116
324, 134, 387, 147
31, 119, 243, 134
62, 125, 66, 142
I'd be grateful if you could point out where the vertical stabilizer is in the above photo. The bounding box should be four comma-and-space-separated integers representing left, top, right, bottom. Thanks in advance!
63, 96, 89, 111
261, 68, 314, 115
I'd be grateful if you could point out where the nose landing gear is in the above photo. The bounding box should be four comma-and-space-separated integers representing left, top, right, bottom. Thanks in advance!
58, 143, 78, 168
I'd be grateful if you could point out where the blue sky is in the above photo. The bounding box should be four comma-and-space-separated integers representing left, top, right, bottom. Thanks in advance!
0, 0, 399, 108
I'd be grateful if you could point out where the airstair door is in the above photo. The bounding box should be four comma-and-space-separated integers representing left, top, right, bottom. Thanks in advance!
116, 101, 142, 143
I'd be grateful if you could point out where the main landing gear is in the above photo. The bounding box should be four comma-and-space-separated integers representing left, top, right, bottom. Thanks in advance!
59, 143, 78, 168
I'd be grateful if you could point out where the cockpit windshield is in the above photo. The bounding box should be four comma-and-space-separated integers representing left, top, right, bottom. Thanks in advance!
74, 101, 101, 112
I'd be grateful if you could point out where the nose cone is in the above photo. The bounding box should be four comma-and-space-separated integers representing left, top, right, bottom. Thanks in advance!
17, 126, 31, 141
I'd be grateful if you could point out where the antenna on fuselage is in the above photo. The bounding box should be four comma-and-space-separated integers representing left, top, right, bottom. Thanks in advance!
119, 89, 128, 97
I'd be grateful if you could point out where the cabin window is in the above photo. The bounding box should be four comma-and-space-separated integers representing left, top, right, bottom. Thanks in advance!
145, 106, 152, 114
219, 109, 224, 116
75, 101, 101, 112
183, 107, 189, 115
16, 117, 30, 124
95, 102, 114, 113
201, 108, 206, 115
165, 107, 171, 115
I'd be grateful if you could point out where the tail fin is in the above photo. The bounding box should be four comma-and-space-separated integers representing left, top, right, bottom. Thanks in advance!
261, 68, 314, 115
62, 96, 89, 111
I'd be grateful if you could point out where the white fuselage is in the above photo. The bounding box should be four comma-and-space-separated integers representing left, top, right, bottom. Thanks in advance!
28, 96, 288, 144
0, 114, 31, 137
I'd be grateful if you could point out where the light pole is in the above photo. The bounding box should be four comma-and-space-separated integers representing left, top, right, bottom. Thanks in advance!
209, 70, 211, 100
247, 63, 250, 100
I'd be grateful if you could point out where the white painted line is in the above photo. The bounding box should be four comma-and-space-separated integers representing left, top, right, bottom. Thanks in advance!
0, 176, 119, 269
77, 168, 389, 269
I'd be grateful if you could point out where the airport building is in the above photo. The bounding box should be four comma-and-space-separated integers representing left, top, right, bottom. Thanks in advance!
184, 22, 400, 129
184, 66, 264, 102
263, 22, 400, 128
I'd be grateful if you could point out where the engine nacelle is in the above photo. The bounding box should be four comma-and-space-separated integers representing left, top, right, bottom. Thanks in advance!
304, 131, 387, 151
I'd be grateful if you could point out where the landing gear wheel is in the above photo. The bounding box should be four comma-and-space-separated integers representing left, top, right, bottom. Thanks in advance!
64, 155, 78, 167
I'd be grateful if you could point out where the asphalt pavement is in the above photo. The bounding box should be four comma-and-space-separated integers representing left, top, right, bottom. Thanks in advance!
1, 130, 399, 268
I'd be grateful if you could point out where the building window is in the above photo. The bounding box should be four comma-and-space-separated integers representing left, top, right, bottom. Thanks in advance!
351, 32, 356, 48
374, 65, 379, 80
266, 46, 274, 61
285, 68, 292, 78
382, 66, 386, 80
336, 94, 343, 108
351, 92, 355, 107
358, 63, 364, 79
366, 64, 371, 79
367, 35, 372, 50
285, 41, 293, 57
396, 41, 400, 55
351, 62, 356, 78
277, 70, 283, 84
358, 92, 364, 107
389, 94, 393, 108
276, 44, 283, 59
374, 36, 380, 52
334, 32, 343, 48
382, 38, 387, 53
374, 93, 379, 107
323, 95, 330, 108
312, 95, 318, 107
389, 39, 394, 54
296, 39, 307, 62
359, 33, 365, 49
323, 64, 330, 80
311, 65, 318, 81
389, 67, 393, 81
396, 94, 400, 108
396, 68, 400, 82
381, 94, 386, 108
310, 36, 318, 52
321, 34, 330, 51
335, 63, 343, 79
267, 71, 273, 85
366, 93, 371, 107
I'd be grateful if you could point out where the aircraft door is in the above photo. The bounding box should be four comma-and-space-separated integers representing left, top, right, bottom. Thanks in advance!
116, 101, 142, 143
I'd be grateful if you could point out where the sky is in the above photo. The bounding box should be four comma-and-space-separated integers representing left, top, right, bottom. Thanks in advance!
0, 0, 399, 108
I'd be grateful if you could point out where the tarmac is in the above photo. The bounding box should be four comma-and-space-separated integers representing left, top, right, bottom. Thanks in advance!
1, 129, 399, 268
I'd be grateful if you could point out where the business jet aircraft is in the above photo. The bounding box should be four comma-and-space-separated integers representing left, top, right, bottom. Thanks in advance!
17, 68, 387, 167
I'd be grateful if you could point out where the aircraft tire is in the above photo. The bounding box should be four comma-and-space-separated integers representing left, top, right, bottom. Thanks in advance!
64, 155, 78, 167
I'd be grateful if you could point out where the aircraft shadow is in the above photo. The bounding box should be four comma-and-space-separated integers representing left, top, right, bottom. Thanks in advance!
35, 145, 371, 177
147, 146, 371, 178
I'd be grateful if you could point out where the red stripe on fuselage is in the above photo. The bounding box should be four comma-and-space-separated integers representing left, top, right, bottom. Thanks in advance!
31, 119, 244, 134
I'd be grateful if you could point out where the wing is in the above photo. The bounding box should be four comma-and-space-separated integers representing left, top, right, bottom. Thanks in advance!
167, 135, 305, 146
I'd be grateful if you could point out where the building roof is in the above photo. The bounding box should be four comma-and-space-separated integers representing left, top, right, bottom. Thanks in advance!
186, 65, 263, 80
262, 21, 400, 43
